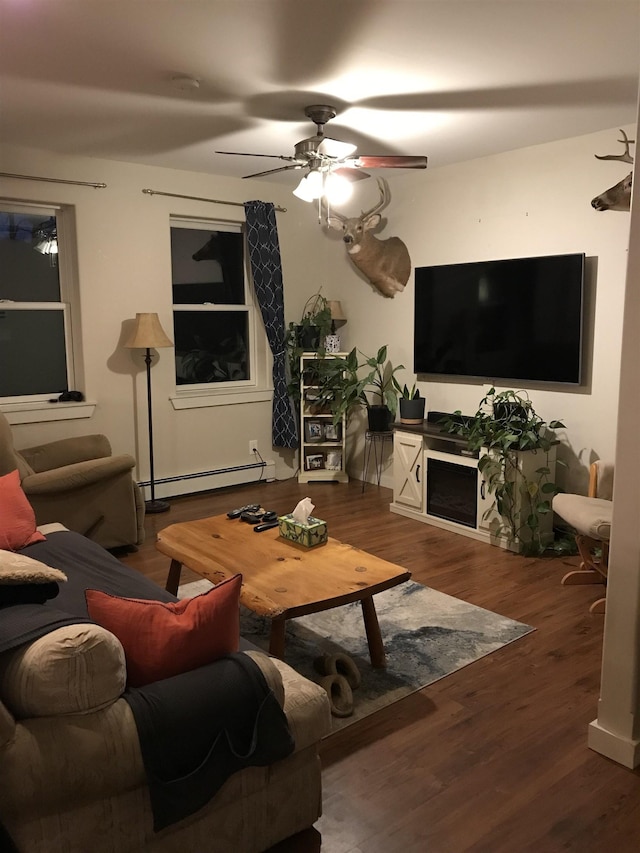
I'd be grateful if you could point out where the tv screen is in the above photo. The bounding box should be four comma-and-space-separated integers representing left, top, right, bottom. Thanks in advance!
414, 253, 584, 385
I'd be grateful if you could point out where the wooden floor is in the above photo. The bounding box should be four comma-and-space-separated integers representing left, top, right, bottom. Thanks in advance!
121, 477, 640, 853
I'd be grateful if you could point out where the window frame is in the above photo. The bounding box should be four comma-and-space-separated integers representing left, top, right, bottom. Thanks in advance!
169, 216, 271, 409
0, 200, 81, 407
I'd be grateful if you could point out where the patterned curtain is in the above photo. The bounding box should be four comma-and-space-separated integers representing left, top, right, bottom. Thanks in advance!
244, 201, 298, 449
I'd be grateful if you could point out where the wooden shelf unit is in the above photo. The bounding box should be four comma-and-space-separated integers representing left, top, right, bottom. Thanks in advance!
298, 352, 349, 484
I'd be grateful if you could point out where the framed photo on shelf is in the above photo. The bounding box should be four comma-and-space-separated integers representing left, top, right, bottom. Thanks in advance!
304, 420, 324, 442
324, 422, 342, 442
305, 453, 325, 470
325, 450, 342, 471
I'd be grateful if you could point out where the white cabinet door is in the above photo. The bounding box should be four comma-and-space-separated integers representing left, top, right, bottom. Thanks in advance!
477, 447, 557, 549
477, 450, 502, 533
393, 431, 424, 510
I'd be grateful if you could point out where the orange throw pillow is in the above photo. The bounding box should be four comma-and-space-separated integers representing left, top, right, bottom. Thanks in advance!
85, 574, 242, 687
0, 469, 46, 551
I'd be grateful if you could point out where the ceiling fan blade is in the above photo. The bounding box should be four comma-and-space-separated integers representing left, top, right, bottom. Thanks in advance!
355, 155, 428, 169
317, 137, 357, 159
216, 151, 299, 162
243, 164, 305, 179
333, 167, 370, 182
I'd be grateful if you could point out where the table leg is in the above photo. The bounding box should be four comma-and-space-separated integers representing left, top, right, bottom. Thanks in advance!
361, 596, 386, 668
269, 617, 287, 660
165, 559, 183, 595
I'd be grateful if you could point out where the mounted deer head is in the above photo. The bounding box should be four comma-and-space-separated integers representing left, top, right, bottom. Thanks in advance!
325, 178, 411, 298
591, 129, 634, 211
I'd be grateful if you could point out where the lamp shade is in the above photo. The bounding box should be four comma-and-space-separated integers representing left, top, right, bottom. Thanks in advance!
327, 300, 347, 325
125, 313, 173, 349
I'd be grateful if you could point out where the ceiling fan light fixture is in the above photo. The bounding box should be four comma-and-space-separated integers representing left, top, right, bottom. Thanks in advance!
324, 171, 353, 205
293, 170, 324, 202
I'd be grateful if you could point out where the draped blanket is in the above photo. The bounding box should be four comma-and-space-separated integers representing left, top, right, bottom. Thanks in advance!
0, 530, 175, 653
0, 531, 294, 830
124, 654, 294, 830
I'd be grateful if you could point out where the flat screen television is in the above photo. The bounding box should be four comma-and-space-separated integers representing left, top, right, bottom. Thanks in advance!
414, 253, 585, 385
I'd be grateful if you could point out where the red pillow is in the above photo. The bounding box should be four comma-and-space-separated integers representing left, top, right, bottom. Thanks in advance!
85, 574, 242, 687
0, 469, 46, 551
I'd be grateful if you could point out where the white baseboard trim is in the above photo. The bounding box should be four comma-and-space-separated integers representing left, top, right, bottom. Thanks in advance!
588, 719, 640, 769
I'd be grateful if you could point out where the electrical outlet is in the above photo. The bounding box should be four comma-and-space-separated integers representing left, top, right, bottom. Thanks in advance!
249, 440, 258, 454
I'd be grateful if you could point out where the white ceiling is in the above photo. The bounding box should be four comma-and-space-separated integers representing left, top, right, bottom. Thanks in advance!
0, 0, 638, 186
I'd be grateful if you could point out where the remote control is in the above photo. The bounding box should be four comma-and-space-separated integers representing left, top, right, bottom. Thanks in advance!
241, 510, 265, 524
254, 520, 279, 533
261, 510, 278, 522
227, 503, 261, 519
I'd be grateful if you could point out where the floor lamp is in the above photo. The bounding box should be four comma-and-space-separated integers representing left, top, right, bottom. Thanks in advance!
125, 312, 173, 514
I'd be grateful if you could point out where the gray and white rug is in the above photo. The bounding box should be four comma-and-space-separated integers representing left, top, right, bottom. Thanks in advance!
178, 578, 534, 732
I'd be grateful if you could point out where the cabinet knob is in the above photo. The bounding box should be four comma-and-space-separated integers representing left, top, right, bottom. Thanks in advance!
415, 464, 420, 483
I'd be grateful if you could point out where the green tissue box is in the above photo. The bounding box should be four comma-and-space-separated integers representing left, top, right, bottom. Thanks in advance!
278, 514, 328, 548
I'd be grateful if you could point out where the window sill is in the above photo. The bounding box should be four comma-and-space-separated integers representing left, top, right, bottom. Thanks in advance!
170, 389, 272, 410
1, 401, 97, 425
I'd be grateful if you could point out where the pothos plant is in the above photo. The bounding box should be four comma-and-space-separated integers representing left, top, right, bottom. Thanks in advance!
285, 292, 333, 404
439, 388, 565, 555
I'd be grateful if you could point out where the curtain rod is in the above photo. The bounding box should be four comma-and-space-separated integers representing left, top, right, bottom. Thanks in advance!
141, 187, 287, 213
0, 172, 107, 189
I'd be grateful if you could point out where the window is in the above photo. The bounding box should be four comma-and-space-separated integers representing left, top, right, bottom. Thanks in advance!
171, 219, 258, 391
0, 204, 77, 402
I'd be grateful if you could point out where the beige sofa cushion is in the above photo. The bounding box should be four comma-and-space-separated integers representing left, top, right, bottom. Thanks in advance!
0, 624, 126, 717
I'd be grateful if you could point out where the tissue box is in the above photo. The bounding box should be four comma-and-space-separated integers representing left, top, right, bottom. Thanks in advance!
278, 514, 328, 548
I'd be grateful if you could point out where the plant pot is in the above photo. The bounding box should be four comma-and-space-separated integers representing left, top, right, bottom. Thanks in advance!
399, 397, 425, 425
297, 325, 321, 351
367, 405, 393, 432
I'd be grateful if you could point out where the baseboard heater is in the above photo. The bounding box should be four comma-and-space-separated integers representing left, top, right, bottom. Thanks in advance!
138, 461, 267, 491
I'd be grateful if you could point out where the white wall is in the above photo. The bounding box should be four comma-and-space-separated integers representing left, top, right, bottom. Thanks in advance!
336, 127, 633, 493
1, 126, 632, 496
0, 144, 348, 492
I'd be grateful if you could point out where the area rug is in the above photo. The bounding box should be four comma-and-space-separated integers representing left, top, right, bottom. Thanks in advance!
178, 579, 534, 732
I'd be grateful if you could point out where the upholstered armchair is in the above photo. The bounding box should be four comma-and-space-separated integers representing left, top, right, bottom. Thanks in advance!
0, 413, 145, 549
553, 460, 613, 613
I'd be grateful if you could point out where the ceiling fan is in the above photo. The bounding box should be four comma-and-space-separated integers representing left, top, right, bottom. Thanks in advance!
215, 105, 427, 198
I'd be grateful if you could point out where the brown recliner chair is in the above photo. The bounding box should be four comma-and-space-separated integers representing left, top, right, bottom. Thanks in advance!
0, 413, 145, 549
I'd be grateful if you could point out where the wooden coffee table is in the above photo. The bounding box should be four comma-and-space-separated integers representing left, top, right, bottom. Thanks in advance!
157, 514, 411, 668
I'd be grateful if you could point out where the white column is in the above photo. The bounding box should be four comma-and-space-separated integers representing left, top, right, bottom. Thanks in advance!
588, 109, 640, 768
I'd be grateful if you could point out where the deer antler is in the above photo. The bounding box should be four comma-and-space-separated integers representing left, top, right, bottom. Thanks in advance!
358, 178, 389, 220
595, 128, 635, 164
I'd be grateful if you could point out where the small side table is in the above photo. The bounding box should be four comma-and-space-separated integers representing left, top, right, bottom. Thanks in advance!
361, 430, 393, 493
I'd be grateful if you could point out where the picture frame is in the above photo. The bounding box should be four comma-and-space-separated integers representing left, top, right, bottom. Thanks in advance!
305, 453, 325, 470
304, 419, 324, 442
325, 450, 342, 471
324, 422, 342, 442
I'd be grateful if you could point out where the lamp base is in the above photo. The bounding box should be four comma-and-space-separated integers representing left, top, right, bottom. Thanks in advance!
145, 499, 170, 514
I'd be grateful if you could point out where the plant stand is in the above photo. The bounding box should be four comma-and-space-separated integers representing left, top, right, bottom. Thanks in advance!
361, 430, 393, 492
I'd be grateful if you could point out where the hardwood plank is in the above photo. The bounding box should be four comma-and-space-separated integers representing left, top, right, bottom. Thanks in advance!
120, 478, 640, 852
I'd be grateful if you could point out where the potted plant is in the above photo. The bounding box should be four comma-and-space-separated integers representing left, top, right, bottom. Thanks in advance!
394, 381, 425, 424
293, 292, 333, 351
438, 388, 565, 555
315, 346, 404, 432
285, 292, 334, 406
